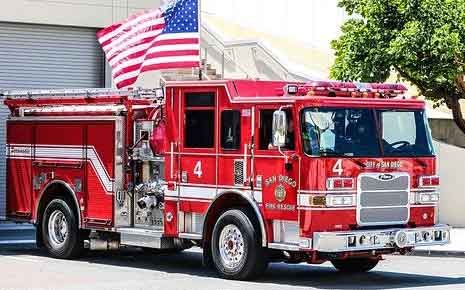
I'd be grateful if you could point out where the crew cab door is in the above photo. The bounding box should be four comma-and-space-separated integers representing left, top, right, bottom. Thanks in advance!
178, 89, 218, 215
254, 107, 300, 244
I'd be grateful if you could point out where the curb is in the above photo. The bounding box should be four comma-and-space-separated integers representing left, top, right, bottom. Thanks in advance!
411, 250, 465, 258
0, 243, 37, 251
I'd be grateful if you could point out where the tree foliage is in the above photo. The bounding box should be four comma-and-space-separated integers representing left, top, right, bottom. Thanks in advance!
331, 0, 465, 133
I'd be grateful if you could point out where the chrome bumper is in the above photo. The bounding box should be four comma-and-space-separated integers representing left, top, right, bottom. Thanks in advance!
312, 224, 450, 252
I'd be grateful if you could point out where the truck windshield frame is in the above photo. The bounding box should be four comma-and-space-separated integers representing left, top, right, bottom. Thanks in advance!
301, 107, 435, 157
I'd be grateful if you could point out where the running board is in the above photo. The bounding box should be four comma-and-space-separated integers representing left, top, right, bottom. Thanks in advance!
117, 227, 174, 249
268, 242, 300, 251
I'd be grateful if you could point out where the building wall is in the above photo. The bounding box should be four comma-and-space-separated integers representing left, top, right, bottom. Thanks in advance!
430, 118, 465, 148
434, 140, 465, 227
203, 0, 346, 50
0, 0, 161, 28
0, 0, 163, 88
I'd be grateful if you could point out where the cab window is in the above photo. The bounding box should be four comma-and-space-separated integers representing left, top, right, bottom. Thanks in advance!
184, 92, 215, 148
221, 110, 241, 150
259, 109, 294, 150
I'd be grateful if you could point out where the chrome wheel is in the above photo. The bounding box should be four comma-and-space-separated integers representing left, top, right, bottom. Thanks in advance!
219, 224, 245, 270
48, 209, 68, 247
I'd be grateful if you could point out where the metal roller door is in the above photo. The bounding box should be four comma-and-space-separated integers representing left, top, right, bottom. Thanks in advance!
0, 22, 105, 219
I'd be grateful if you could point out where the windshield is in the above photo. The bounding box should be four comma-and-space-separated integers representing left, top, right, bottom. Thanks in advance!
301, 108, 434, 157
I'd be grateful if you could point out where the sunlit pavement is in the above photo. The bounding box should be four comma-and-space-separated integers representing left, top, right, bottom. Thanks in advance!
0, 247, 464, 290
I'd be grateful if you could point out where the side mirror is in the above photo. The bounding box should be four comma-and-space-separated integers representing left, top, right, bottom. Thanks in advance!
272, 110, 287, 147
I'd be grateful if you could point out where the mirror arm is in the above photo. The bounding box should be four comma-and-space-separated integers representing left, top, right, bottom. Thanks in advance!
277, 105, 292, 157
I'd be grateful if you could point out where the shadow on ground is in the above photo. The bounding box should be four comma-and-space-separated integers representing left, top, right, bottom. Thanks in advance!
1, 247, 464, 290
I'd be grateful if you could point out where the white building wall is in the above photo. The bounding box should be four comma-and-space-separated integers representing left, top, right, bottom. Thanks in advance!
0, 0, 161, 29
434, 141, 465, 227
203, 0, 346, 50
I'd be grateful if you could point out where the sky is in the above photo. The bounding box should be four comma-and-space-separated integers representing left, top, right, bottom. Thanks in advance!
202, 0, 347, 50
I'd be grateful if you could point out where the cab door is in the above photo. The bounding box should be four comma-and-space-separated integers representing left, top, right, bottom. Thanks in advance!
217, 106, 252, 194
254, 106, 300, 244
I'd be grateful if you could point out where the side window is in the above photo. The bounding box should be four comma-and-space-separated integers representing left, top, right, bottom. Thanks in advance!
184, 92, 215, 148
221, 110, 241, 150
259, 109, 295, 150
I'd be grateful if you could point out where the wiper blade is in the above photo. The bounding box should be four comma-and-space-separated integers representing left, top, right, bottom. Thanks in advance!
349, 158, 366, 168
320, 151, 339, 156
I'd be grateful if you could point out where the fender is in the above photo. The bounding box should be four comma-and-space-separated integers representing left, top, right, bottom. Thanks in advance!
34, 180, 81, 228
204, 189, 267, 247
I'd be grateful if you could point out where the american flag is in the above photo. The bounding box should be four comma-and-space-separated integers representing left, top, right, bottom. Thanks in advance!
97, 0, 200, 89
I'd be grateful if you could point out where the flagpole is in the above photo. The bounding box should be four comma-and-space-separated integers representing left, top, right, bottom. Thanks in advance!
198, 0, 203, 81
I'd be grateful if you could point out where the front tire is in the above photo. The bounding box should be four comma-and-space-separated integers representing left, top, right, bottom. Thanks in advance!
211, 209, 268, 280
41, 199, 83, 259
331, 257, 379, 273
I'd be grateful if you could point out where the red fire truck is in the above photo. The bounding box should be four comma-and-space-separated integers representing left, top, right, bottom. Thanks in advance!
3, 79, 450, 280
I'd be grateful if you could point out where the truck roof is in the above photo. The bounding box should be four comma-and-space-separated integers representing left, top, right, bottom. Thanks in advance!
165, 79, 426, 109
1, 79, 426, 114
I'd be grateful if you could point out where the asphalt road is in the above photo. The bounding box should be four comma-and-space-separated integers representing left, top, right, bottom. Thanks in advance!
1, 247, 465, 290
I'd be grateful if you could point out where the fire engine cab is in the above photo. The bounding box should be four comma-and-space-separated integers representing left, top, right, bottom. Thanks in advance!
3, 79, 450, 280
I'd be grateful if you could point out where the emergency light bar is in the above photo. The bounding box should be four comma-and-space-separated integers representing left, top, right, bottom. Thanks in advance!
283, 81, 408, 99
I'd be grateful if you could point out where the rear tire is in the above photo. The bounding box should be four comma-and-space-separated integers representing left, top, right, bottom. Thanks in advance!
41, 199, 83, 259
331, 257, 379, 273
211, 209, 268, 280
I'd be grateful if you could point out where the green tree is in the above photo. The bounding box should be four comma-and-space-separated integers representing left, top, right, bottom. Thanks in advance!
331, 0, 465, 133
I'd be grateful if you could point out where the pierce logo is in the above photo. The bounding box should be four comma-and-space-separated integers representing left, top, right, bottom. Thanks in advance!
379, 174, 394, 181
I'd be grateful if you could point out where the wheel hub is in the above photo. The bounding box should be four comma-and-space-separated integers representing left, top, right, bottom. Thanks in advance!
48, 210, 69, 247
219, 224, 245, 269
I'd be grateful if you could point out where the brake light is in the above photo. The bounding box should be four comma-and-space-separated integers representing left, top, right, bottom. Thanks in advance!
327, 177, 355, 190
419, 176, 440, 188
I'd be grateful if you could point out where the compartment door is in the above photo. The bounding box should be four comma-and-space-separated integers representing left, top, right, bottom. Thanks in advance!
6, 122, 34, 218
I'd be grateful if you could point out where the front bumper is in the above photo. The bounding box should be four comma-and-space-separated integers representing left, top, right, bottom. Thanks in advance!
312, 224, 450, 252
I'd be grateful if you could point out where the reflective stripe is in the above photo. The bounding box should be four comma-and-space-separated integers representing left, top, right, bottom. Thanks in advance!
6, 144, 114, 192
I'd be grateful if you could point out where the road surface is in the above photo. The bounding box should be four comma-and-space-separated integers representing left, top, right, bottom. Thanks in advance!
0, 248, 464, 290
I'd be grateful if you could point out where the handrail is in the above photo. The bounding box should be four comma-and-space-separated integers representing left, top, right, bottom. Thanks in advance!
201, 22, 313, 81
200, 26, 251, 79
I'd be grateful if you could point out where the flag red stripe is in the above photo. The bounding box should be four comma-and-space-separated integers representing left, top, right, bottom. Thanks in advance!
112, 50, 200, 79
145, 49, 200, 59
112, 63, 143, 79
101, 23, 165, 51
151, 38, 200, 46
110, 50, 147, 69
101, 23, 165, 50
116, 76, 140, 89
107, 36, 158, 62
140, 61, 200, 73
97, 23, 122, 39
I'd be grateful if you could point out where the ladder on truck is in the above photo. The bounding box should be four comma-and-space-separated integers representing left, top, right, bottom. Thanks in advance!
1, 88, 166, 116
0, 87, 165, 100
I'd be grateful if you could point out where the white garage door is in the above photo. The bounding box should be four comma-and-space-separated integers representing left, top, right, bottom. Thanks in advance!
0, 22, 105, 219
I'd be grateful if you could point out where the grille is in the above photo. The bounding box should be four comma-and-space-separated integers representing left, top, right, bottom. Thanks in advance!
234, 160, 244, 185
357, 173, 410, 226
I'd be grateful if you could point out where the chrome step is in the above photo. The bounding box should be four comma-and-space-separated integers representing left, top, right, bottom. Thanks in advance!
116, 227, 174, 249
